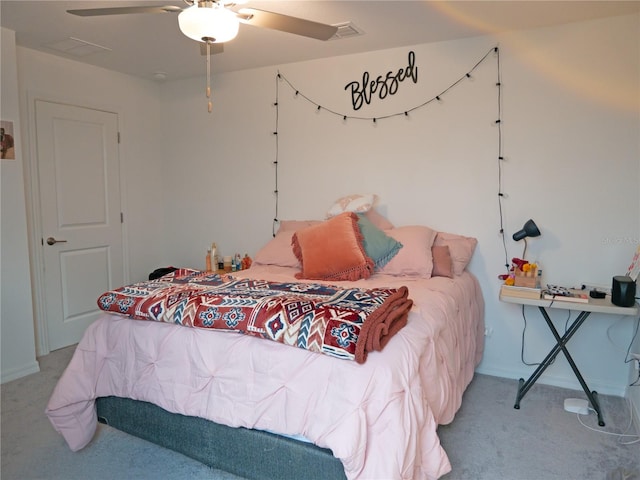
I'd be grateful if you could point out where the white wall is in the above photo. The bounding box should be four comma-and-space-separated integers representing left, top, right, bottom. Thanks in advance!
1, 28, 39, 382
159, 14, 640, 398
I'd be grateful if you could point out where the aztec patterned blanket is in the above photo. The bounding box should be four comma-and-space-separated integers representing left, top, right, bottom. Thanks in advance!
97, 268, 413, 363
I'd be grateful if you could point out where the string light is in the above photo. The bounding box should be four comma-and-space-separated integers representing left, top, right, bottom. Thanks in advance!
272, 72, 281, 237
494, 46, 509, 273
272, 47, 507, 262
277, 46, 496, 122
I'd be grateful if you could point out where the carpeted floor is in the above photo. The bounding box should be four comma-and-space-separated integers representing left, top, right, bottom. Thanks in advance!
1, 345, 638, 480
437, 371, 639, 480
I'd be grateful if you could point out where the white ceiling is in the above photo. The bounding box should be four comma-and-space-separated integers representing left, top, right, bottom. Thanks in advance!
2, 1, 639, 82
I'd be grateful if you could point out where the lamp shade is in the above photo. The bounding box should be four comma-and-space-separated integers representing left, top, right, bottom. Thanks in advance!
512, 219, 541, 241
178, 4, 239, 43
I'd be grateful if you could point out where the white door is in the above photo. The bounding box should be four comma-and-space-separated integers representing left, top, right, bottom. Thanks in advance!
35, 100, 124, 351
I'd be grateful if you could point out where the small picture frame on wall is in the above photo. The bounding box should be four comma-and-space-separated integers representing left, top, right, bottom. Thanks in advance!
1, 120, 16, 160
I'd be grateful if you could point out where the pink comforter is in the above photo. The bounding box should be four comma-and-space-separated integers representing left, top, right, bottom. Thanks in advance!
46, 265, 484, 480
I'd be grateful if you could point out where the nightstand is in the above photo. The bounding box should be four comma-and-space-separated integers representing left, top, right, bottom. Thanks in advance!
499, 291, 639, 426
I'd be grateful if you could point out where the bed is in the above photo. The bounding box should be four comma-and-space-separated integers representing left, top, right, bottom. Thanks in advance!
46, 210, 485, 480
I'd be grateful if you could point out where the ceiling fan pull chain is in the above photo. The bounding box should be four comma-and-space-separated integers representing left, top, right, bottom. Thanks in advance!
206, 39, 212, 113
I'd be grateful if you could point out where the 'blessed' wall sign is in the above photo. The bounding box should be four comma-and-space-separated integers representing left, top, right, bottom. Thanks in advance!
344, 51, 418, 111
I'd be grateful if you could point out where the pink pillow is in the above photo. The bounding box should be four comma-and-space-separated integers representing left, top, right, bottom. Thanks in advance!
433, 232, 477, 276
431, 245, 453, 278
276, 214, 393, 232
277, 219, 321, 233
253, 231, 300, 268
292, 212, 374, 281
378, 226, 438, 277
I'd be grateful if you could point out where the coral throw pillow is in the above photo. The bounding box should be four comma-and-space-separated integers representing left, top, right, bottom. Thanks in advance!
292, 212, 374, 281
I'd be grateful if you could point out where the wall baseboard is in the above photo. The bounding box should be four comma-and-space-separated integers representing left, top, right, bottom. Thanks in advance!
1, 360, 40, 384
475, 365, 626, 397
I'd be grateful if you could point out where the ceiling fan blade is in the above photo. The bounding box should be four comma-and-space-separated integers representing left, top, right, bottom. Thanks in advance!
237, 8, 338, 41
200, 43, 225, 55
67, 5, 182, 17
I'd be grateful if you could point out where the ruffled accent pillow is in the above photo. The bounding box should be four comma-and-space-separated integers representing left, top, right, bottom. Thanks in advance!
378, 226, 438, 277
357, 214, 402, 269
326, 194, 377, 218
433, 232, 477, 276
292, 212, 374, 281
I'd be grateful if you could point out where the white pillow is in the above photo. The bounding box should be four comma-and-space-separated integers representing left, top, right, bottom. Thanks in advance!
326, 193, 377, 219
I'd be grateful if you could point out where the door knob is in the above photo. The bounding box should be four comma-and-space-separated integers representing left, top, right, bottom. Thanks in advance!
46, 237, 67, 245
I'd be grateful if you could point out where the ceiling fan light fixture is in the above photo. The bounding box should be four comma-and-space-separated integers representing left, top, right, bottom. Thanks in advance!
178, 3, 239, 43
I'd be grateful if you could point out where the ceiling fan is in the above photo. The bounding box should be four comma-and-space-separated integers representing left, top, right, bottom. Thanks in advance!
67, 1, 338, 43
67, 1, 339, 112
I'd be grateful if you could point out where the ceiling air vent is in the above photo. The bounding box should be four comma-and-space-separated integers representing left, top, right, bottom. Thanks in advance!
329, 22, 365, 40
44, 37, 111, 57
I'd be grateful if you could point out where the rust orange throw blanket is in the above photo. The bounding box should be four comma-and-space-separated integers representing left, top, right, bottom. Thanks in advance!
97, 269, 413, 363
355, 286, 413, 363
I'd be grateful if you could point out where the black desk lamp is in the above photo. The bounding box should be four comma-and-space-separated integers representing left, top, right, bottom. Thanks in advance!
513, 219, 540, 259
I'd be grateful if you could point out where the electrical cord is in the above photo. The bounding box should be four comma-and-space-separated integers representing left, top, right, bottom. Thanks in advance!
519, 305, 570, 366
623, 316, 640, 364
608, 315, 640, 386
606, 316, 639, 361
520, 305, 541, 366
576, 399, 640, 445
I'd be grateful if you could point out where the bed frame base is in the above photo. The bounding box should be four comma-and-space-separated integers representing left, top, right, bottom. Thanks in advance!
96, 396, 347, 480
